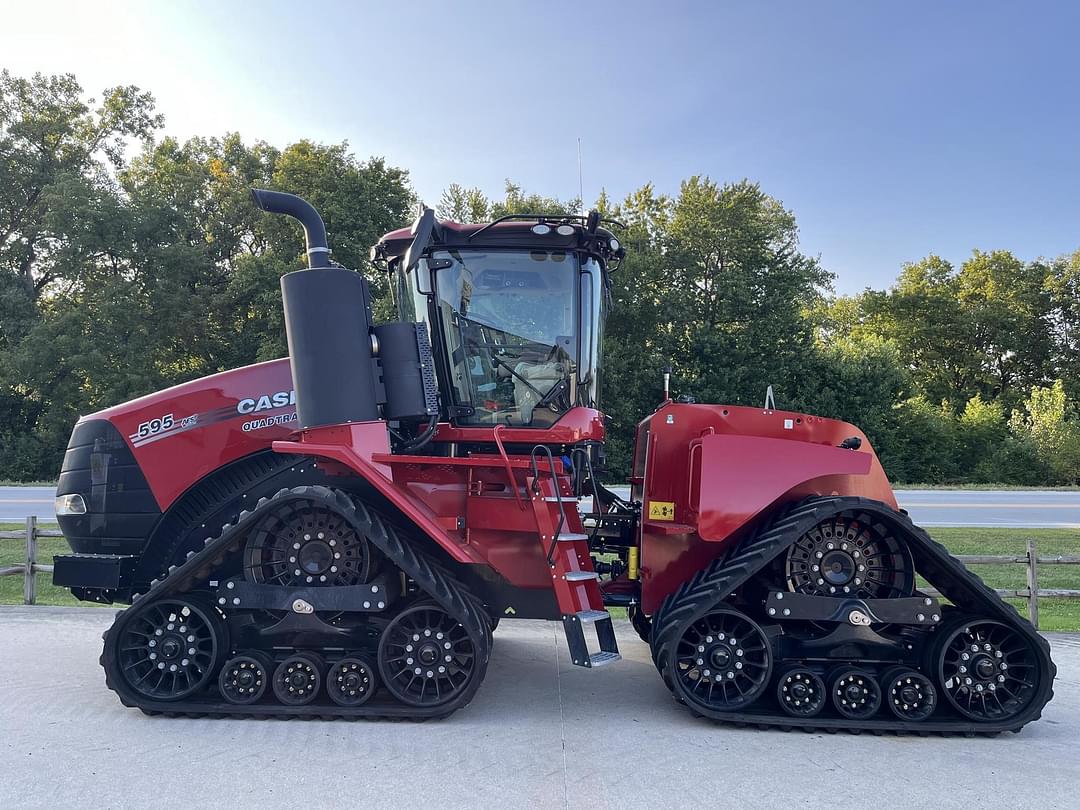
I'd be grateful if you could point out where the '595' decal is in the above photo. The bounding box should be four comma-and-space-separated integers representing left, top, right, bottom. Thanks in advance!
129, 412, 198, 446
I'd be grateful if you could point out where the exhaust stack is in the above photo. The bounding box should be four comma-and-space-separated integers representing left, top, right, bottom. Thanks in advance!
251, 188, 380, 429
250, 188, 331, 269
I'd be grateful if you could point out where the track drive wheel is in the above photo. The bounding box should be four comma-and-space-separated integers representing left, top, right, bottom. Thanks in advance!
116, 597, 224, 701
379, 602, 481, 708
785, 513, 914, 599
666, 607, 773, 712
244, 499, 374, 587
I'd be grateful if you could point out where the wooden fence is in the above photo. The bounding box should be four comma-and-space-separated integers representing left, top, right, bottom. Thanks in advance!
0, 517, 59, 605
2, 518, 1080, 628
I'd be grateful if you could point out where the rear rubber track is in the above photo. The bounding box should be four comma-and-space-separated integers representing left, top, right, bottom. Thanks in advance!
650, 496, 1056, 735
100, 485, 492, 720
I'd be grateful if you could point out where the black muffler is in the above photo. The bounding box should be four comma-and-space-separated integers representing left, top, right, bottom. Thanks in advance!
252, 188, 380, 429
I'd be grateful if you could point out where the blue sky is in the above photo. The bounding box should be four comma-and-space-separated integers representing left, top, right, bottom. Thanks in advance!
2, 1, 1078, 293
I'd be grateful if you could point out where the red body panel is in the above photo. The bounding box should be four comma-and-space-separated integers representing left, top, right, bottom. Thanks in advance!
634, 401, 897, 613
84, 359, 297, 510
273, 419, 594, 592
85, 356, 899, 618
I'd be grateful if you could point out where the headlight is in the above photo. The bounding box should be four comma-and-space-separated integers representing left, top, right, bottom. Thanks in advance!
55, 493, 87, 515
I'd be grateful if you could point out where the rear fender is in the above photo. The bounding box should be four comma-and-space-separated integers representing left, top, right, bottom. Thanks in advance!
272, 423, 481, 565
693, 433, 896, 541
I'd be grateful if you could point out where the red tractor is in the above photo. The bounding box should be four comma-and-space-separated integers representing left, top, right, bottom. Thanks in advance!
53, 190, 1054, 731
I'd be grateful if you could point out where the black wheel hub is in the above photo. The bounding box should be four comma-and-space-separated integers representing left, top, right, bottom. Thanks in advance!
272, 655, 322, 705
299, 540, 334, 575
327, 656, 378, 707
785, 514, 914, 599
831, 669, 881, 719
378, 603, 478, 708
670, 608, 772, 712
776, 668, 826, 717
709, 646, 732, 669
821, 550, 856, 586
117, 599, 221, 701
219, 653, 270, 705
244, 501, 372, 588
882, 668, 937, 721
937, 620, 1039, 721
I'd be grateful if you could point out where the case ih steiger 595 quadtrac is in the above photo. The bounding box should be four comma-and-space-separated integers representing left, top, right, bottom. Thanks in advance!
53, 190, 1054, 732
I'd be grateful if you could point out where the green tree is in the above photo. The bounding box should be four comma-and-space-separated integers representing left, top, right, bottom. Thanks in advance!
957, 394, 1008, 481
437, 183, 491, 222
1008, 381, 1080, 484
955, 250, 1053, 406
1046, 250, 1080, 402
663, 178, 831, 408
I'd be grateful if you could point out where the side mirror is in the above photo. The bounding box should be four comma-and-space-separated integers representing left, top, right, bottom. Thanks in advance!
404, 206, 436, 272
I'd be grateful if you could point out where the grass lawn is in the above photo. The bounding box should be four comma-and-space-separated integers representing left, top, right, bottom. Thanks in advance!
928, 527, 1080, 632
3, 524, 1078, 629
0, 529, 108, 608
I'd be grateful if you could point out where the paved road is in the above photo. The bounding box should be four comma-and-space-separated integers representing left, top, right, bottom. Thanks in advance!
896, 489, 1080, 528
607, 487, 1078, 529
0, 486, 55, 523
1, 485, 1077, 527
0, 607, 1076, 810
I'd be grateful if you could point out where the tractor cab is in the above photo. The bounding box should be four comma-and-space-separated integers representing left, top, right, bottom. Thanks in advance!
372, 211, 623, 428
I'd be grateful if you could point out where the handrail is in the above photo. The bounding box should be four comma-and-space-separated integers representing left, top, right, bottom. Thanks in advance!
491, 424, 525, 510
530, 445, 567, 561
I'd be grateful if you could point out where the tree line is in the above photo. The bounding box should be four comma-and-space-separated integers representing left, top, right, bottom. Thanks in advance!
1, 71, 1078, 484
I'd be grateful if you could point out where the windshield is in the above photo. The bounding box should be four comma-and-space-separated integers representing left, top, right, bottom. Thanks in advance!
431, 249, 580, 426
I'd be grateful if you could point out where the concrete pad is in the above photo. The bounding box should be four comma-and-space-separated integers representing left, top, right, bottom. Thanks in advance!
0, 607, 1076, 810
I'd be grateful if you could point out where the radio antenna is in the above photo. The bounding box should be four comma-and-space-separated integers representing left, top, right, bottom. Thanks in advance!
577, 137, 584, 214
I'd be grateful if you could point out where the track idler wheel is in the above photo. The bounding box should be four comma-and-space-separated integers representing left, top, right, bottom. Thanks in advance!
379, 602, 481, 708
116, 597, 224, 701
935, 619, 1042, 722
881, 667, 936, 721
667, 607, 773, 712
327, 656, 378, 707
776, 668, 827, 717
273, 652, 324, 705
830, 668, 881, 719
219, 652, 272, 705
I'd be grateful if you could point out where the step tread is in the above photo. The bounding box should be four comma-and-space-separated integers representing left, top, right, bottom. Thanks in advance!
574, 609, 610, 624
588, 651, 622, 667
564, 571, 599, 582
554, 533, 589, 543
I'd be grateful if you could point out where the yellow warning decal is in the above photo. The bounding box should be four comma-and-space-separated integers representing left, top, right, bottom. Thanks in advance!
648, 501, 676, 521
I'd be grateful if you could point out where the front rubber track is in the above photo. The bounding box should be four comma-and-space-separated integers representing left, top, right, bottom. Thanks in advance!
100, 485, 492, 720
650, 496, 1056, 735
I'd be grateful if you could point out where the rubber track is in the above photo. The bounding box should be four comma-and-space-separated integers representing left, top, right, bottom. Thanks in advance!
650, 496, 1056, 735
100, 485, 492, 720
